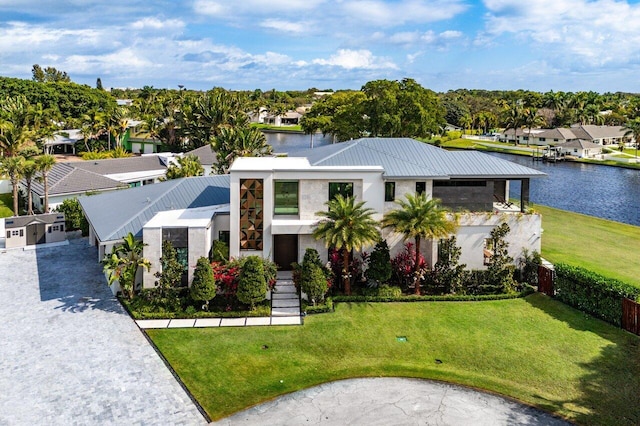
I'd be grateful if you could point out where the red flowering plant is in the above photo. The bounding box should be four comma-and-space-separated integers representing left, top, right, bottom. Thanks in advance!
328, 248, 367, 294
391, 242, 428, 293
211, 261, 240, 308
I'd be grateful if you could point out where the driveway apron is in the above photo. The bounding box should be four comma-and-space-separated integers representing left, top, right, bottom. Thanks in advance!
0, 238, 205, 425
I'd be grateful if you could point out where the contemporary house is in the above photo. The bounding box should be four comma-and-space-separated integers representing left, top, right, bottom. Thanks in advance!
4, 213, 66, 249
80, 138, 545, 290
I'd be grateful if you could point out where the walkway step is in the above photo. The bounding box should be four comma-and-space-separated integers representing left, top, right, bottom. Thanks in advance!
271, 299, 300, 308
272, 307, 301, 316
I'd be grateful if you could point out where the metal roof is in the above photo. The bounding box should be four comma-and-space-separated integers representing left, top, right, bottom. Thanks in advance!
69, 156, 167, 176
186, 145, 218, 165
79, 175, 230, 243
292, 138, 545, 179
29, 163, 126, 196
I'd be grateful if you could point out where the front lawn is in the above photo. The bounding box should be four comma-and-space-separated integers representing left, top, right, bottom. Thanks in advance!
0, 193, 13, 218
148, 294, 640, 425
535, 203, 640, 287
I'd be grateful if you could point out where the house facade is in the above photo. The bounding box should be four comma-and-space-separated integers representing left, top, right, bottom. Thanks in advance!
4, 213, 66, 249
500, 125, 628, 147
80, 138, 545, 290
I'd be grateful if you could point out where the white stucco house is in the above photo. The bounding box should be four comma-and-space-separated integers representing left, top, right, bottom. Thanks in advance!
80, 138, 545, 290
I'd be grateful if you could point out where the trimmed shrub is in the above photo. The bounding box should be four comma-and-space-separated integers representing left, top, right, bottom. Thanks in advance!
360, 285, 402, 297
554, 263, 640, 326
55, 197, 89, 236
190, 257, 216, 310
303, 297, 334, 315
365, 240, 392, 287
209, 240, 229, 262
427, 236, 468, 295
237, 256, 267, 310
484, 223, 516, 293
301, 263, 328, 306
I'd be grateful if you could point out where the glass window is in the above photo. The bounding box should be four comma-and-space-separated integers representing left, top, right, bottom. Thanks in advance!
329, 182, 353, 200
218, 230, 230, 245
385, 182, 395, 202
19, 229, 23, 237
6, 231, 10, 238
416, 182, 426, 195
274, 181, 299, 215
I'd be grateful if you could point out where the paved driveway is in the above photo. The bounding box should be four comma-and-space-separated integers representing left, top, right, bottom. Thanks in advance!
0, 238, 205, 425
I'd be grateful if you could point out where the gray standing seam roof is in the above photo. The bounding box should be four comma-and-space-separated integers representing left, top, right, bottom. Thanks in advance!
292, 138, 545, 179
29, 163, 126, 197
186, 145, 218, 165
68, 156, 167, 175
79, 175, 230, 243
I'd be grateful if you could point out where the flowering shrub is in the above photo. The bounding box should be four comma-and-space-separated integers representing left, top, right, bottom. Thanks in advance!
391, 242, 427, 292
328, 248, 366, 293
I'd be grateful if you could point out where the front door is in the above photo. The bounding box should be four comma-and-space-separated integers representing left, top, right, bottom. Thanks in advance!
27, 223, 46, 245
273, 234, 298, 271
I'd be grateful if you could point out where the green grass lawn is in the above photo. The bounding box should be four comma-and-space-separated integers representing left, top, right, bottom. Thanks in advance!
0, 193, 13, 218
148, 295, 640, 425
535, 204, 640, 287
252, 123, 303, 132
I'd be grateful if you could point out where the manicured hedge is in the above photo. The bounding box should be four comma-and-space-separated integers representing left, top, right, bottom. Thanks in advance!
554, 263, 640, 326
333, 286, 534, 304
302, 298, 334, 315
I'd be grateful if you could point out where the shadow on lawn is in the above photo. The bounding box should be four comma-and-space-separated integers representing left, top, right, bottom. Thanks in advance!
525, 295, 640, 426
35, 238, 123, 314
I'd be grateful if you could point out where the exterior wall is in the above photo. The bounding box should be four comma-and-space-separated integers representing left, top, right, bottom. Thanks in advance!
383, 180, 433, 213
142, 227, 162, 288
454, 213, 542, 270
187, 226, 211, 284
298, 234, 329, 264
4, 227, 26, 249
0, 179, 10, 193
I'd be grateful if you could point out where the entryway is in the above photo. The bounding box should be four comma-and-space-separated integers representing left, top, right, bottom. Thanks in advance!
273, 234, 298, 271
26, 223, 46, 246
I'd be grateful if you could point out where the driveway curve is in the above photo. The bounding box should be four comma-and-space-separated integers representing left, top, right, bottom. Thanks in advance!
0, 238, 205, 425
214, 378, 571, 425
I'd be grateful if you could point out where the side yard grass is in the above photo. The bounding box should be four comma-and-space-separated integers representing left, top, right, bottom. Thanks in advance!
0, 193, 13, 218
148, 294, 640, 425
535, 203, 640, 287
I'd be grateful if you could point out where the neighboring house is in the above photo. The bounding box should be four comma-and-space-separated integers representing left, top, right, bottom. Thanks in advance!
186, 144, 218, 175
555, 139, 603, 158
79, 176, 230, 284
24, 155, 169, 212
4, 213, 66, 249
500, 125, 628, 146
80, 138, 545, 290
43, 129, 83, 155
264, 111, 303, 126
26, 163, 127, 212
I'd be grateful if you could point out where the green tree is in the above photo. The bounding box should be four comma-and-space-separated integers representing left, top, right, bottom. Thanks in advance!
31, 64, 70, 83
302, 263, 328, 306
303, 91, 367, 142
96, 78, 103, 90
382, 194, 457, 295
500, 101, 525, 145
365, 239, 392, 287
190, 257, 216, 310
162, 154, 204, 180
34, 154, 56, 212
0, 155, 25, 216
429, 236, 467, 295
154, 240, 185, 292
103, 232, 151, 300
485, 223, 516, 293
623, 117, 640, 159
55, 198, 89, 235
212, 127, 272, 173
21, 159, 37, 215
237, 255, 267, 309
523, 108, 545, 146
313, 195, 379, 295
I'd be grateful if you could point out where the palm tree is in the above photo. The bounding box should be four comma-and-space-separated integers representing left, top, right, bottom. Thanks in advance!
22, 160, 37, 215
500, 102, 524, 145
312, 195, 379, 295
523, 108, 545, 146
212, 127, 272, 173
34, 154, 56, 212
382, 194, 457, 295
104, 232, 151, 300
161, 154, 204, 180
0, 155, 25, 216
623, 118, 640, 159
0, 120, 33, 157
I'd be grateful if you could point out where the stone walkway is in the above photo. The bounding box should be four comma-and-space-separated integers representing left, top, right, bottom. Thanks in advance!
0, 238, 205, 425
213, 378, 572, 425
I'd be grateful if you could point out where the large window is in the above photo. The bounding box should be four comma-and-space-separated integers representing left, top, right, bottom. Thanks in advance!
274, 180, 299, 215
416, 182, 426, 195
329, 182, 353, 201
385, 182, 395, 202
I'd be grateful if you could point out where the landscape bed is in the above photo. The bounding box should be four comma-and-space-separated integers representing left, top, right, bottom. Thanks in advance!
148, 294, 640, 425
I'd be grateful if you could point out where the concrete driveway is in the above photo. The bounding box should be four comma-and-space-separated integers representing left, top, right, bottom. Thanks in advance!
215, 378, 571, 425
0, 238, 205, 425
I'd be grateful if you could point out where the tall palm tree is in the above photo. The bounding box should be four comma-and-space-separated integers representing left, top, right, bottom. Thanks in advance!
382, 194, 457, 295
623, 118, 640, 159
523, 108, 545, 146
0, 155, 25, 216
34, 154, 56, 212
313, 195, 379, 295
104, 232, 151, 300
212, 127, 272, 173
22, 160, 37, 215
0, 120, 33, 157
500, 102, 524, 145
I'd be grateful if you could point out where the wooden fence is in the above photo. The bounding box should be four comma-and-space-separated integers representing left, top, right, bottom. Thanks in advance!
622, 298, 640, 336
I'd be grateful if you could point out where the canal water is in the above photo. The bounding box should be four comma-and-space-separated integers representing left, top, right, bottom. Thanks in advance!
263, 131, 640, 226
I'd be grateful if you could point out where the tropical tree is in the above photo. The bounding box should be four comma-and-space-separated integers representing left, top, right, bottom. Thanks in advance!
34, 154, 56, 212
500, 101, 524, 145
110, 106, 130, 149
162, 154, 204, 180
312, 195, 379, 295
382, 194, 457, 295
522, 108, 545, 146
212, 127, 272, 173
21, 159, 37, 215
0, 155, 25, 216
623, 118, 640, 158
103, 232, 151, 300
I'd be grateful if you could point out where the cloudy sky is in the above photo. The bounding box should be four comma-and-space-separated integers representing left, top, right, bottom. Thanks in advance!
2, 0, 640, 92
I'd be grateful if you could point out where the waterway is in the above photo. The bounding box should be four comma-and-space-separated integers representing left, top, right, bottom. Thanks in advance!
263, 132, 640, 226
487, 152, 640, 226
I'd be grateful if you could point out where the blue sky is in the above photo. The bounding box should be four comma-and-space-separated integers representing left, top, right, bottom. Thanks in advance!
2, 0, 640, 92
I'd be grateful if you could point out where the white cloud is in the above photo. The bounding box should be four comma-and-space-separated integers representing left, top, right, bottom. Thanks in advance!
312, 49, 397, 69
341, 0, 467, 26
131, 17, 184, 30
482, 0, 640, 66
194, 0, 324, 16
260, 19, 307, 34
